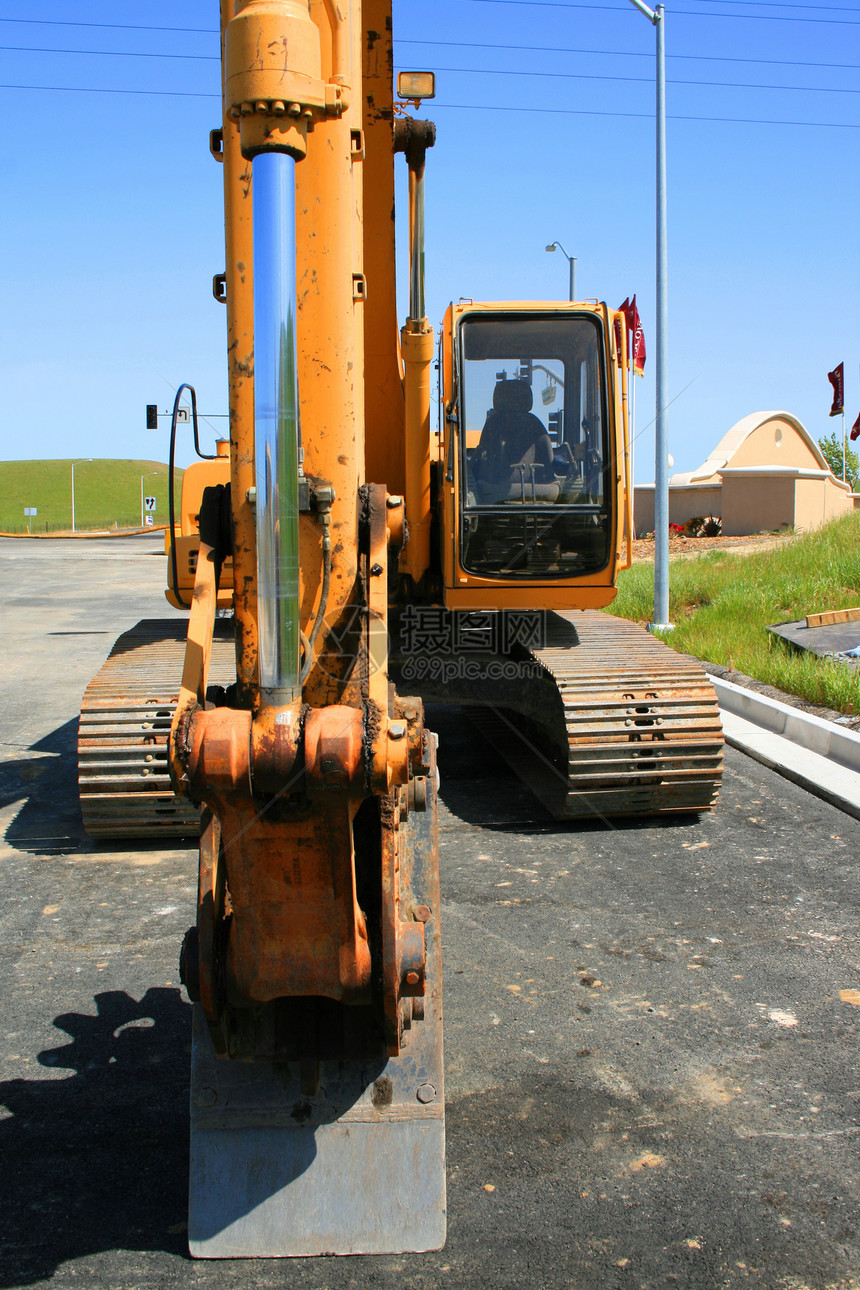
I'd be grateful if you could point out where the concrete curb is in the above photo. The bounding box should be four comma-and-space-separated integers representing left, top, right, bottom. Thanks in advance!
0, 526, 167, 540
711, 676, 860, 821
712, 676, 860, 772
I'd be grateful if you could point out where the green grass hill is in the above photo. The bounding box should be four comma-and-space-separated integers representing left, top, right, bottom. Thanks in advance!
0, 459, 184, 534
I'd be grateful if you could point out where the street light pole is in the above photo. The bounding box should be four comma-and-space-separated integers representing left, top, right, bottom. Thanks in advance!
545, 241, 577, 302
71, 459, 93, 534
140, 471, 158, 527
628, 0, 672, 631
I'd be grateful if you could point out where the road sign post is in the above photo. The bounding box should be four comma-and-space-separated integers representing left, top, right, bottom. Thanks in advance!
140, 473, 158, 527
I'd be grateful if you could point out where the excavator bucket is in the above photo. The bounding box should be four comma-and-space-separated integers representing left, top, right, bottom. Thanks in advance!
187, 756, 446, 1258
189, 1014, 445, 1256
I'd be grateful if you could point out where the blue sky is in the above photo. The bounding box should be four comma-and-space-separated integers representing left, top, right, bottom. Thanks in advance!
0, 0, 858, 480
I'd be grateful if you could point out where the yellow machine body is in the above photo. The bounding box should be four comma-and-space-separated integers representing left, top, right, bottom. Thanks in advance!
165, 442, 232, 610
78, 0, 722, 1258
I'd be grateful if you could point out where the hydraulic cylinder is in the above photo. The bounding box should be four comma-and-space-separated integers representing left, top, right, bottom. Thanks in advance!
253, 152, 302, 703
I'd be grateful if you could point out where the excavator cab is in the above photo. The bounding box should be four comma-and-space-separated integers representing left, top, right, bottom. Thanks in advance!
439, 302, 630, 610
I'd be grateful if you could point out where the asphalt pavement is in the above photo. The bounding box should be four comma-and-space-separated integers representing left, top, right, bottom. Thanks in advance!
1, 536, 859, 1290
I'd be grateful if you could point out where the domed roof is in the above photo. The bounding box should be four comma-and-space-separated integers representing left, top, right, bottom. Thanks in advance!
670, 411, 829, 486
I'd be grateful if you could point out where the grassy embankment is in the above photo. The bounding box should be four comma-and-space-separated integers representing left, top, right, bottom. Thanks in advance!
611, 511, 860, 714
0, 460, 184, 533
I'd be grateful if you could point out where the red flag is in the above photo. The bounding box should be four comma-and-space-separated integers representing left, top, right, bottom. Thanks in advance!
828, 363, 844, 417
617, 299, 632, 361
851, 410, 860, 442
631, 295, 646, 378
617, 298, 646, 375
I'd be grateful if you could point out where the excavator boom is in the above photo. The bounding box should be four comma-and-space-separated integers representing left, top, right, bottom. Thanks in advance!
168, 0, 446, 1255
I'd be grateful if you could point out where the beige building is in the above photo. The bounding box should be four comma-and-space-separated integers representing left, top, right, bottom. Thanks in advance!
634, 411, 858, 536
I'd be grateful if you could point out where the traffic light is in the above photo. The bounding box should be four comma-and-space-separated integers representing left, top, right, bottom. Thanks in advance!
146, 404, 158, 430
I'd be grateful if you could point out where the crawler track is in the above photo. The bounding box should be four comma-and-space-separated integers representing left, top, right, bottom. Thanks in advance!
473, 611, 723, 819
78, 618, 236, 840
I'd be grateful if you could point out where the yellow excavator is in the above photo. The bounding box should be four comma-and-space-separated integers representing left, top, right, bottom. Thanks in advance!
77, 0, 723, 1257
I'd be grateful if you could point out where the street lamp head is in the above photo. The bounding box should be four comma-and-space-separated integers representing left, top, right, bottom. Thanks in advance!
627, 0, 659, 22
545, 243, 557, 253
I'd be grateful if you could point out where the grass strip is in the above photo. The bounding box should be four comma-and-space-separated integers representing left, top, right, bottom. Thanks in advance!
610, 512, 860, 715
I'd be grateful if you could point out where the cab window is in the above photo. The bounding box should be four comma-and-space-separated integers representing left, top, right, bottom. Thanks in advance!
458, 313, 610, 579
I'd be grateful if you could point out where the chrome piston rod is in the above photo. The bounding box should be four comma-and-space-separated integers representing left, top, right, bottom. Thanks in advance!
408, 161, 425, 323
253, 151, 301, 703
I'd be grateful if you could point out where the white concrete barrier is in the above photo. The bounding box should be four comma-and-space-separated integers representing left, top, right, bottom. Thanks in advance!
711, 676, 860, 774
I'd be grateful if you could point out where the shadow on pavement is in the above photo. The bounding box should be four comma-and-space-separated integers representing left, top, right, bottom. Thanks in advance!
430, 703, 700, 836
2, 719, 188, 860
2, 719, 91, 857
0, 988, 192, 1286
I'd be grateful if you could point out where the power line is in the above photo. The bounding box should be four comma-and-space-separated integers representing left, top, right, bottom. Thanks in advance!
1, 35, 854, 80
0, 82, 218, 99
687, 0, 860, 10
0, 44, 219, 62
433, 99, 860, 128
1, 44, 852, 94
421, 63, 860, 95
438, 100, 860, 128
0, 18, 217, 35
676, 2, 860, 15
396, 36, 860, 73
2, 5, 859, 35
461, 0, 860, 23
0, 80, 856, 128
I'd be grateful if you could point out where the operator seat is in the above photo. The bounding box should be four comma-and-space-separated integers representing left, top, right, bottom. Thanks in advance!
472, 378, 559, 503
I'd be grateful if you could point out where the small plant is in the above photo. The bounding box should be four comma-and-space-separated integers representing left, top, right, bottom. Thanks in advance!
685, 515, 721, 537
